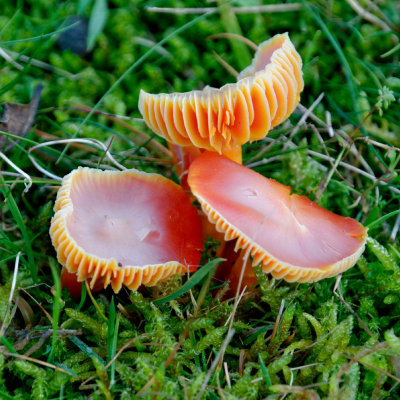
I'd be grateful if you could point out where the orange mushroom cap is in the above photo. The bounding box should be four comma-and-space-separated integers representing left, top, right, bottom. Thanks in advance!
50, 167, 203, 293
188, 152, 367, 283
138, 33, 303, 154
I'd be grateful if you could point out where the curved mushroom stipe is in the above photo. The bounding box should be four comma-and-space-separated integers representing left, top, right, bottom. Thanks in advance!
188, 152, 367, 283
50, 167, 202, 293
138, 33, 303, 154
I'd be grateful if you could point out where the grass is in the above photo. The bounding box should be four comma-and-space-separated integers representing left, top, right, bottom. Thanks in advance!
0, 0, 400, 399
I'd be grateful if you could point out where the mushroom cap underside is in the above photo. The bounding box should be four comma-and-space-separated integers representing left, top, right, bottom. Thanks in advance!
188, 152, 367, 283
50, 167, 203, 293
138, 33, 303, 153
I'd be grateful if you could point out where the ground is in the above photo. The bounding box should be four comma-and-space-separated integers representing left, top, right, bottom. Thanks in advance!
0, 1, 400, 399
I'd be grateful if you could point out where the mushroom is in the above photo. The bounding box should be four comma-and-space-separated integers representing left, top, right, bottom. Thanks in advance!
188, 152, 367, 285
139, 33, 304, 267
138, 32, 303, 164
50, 167, 203, 293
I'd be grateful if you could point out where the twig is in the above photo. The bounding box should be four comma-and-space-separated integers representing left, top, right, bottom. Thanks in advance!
296, 104, 376, 174
271, 299, 285, 342
195, 329, 235, 400
136, 329, 188, 395
295, 325, 340, 352
208, 33, 257, 51
34, 129, 96, 152
283, 93, 325, 148
0, 47, 23, 70
264, 382, 329, 393
76, 105, 172, 158
132, 37, 172, 59
1, 351, 75, 376
308, 150, 400, 196
333, 275, 374, 337
341, 353, 400, 383
3, 49, 82, 80
251, 363, 321, 383
310, 124, 349, 185
212, 50, 239, 78
104, 333, 148, 370
315, 147, 346, 202
50, 106, 143, 122
146, 4, 302, 15
345, 0, 394, 34
354, 137, 400, 153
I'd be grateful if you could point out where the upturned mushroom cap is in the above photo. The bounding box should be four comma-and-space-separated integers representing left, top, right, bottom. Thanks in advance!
50, 167, 203, 293
188, 152, 367, 283
138, 33, 303, 154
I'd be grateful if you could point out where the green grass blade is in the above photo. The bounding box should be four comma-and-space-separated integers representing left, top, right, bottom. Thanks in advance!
0, 336, 17, 353
0, 22, 78, 46
306, 4, 358, 121
153, 258, 223, 306
76, 281, 87, 312
107, 296, 116, 363
109, 315, 119, 388
258, 354, 273, 392
0, 176, 37, 282
87, 0, 109, 51
48, 257, 61, 363
69, 336, 106, 366
57, 9, 216, 163
367, 209, 400, 230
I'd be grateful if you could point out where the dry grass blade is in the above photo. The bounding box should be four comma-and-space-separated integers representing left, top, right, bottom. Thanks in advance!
208, 33, 258, 50
34, 129, 97, 152
333, 275, 374, 337
346, 0, 395, 34
271, 299, 286, 341
19, 287, 53, 323
1, 351, 75, 376
315, 146, 346, 202
284, 94, 325, 148
105, 334, 148, 369
311, 124, 349, 186
0, 251, 20, 337
341, 353, 400, 383
212, 50, 239, 78
195, 329, 235, 400
145, 4, 302, 15
76, 104, 172, 158
223, 362, 231, 389
390, 212, 400, 241
3, 49, 82, 79
28, 137, 126, 181
0, 47, 23, 70
308, 149, 400, 195
0, 151, 32, 192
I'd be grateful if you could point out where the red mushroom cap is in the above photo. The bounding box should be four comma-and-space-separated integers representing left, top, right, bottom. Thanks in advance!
50, 167, 203, 292
188, 152, 367, 282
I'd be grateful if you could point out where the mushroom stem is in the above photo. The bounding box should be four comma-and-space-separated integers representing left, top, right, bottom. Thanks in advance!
168, 143, 242, 190
215, 243, 257, 296
221, 146, 242, 164
228, 249, 258, 293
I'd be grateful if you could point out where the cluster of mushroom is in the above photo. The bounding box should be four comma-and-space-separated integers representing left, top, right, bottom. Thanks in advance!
50, 33, 367, 296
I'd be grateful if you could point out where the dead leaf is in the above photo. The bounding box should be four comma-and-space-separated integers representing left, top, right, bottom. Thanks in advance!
0, 84, 43, 152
